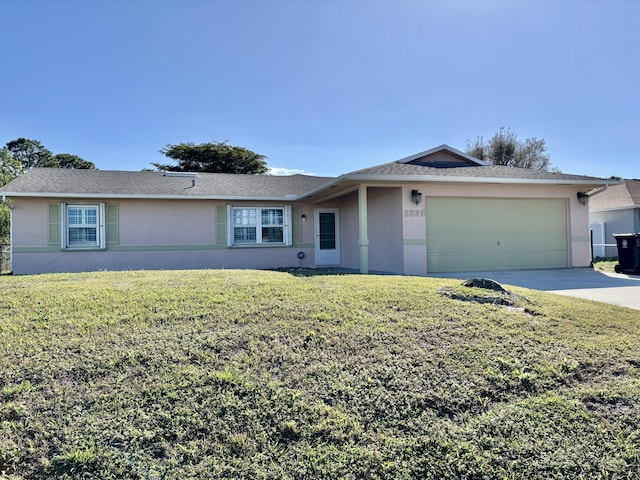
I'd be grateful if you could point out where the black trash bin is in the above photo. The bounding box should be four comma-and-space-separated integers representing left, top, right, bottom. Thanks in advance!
613, 233, 640, 274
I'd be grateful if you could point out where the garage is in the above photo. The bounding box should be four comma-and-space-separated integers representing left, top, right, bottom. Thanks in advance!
425, 197, 568, 273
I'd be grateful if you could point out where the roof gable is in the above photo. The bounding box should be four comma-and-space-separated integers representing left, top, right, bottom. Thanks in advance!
397, 144, 487, 167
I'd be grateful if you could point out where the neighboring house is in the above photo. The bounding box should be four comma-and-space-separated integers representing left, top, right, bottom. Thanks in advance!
0, 145, 614, 275
589, 180, 640, 258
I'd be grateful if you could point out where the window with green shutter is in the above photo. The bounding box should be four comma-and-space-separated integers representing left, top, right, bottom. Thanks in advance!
106, 204, 119, 245
56, 203, 108, 250
48, 204, 61, 246
292, 206, 302, 244
216, 206, 227, 245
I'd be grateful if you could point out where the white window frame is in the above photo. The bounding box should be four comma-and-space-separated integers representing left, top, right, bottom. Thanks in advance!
61, 203, 106, 250
227, 205, 292, 247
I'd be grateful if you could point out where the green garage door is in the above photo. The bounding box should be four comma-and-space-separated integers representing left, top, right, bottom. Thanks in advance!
426, 198, 568, 273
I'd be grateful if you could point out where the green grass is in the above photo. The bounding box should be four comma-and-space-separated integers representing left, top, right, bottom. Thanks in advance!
593, 259, 619, 274
1, 269, 639, 479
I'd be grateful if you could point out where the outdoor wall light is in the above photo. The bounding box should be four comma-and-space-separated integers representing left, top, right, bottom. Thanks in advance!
577, 192, 589, 206
411, 189, 423, 205
301, 214, 307, 222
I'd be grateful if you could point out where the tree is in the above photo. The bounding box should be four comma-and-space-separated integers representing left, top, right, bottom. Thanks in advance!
4, 138, 95, 170
41, 153, 96, 169
466, 127, 554, 171
5, 138, 53, 170
153, 141, 268, 174
0, 148, 24, 186
0, 149, 24, 242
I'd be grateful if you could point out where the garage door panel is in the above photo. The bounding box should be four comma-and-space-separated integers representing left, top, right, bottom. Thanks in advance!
516, 216, 566, 231
426, 252, 500, 272
426, 198, 568, 272
427, 234, 504, 252
428, 231, 566, 250
429, 250, 567, 273
426, 214, 494, 232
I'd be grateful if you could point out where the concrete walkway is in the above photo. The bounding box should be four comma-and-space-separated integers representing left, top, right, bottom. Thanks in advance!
429, 268, 640, 311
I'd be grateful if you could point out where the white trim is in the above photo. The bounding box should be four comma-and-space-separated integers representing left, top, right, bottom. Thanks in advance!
228, 205, 291, 247
340, 174, 615, 186
314, 208, 340, 266
62, 202, 106, 250
0, 192, 311, 201
297, 174, 616, 201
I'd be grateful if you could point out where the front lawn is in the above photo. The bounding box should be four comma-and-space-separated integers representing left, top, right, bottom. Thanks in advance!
1, 270, 639, 479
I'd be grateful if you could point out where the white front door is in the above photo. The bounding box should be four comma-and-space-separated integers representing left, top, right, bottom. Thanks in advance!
315, 209, 340, 266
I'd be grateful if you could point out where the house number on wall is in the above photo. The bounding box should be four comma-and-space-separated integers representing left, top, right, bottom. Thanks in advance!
404, 209, 425, 218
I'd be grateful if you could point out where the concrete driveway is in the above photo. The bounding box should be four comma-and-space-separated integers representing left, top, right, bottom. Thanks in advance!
429, 268, 640, 311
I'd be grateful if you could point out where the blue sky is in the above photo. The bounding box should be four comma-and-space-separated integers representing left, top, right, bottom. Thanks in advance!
1, 0, 638, 178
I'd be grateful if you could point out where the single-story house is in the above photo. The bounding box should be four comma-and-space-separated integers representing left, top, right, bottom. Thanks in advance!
0, 144, 615, 275
589, 180, 640, 258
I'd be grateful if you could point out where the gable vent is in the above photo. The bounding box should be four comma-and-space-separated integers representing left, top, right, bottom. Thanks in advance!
406, 159, 475, 168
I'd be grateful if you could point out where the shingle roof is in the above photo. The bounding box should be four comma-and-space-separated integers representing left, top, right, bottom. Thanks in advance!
0, 150, 614, 202
347, 161, 608, 182
0, 168, 335, 199
589, 180, 640, 211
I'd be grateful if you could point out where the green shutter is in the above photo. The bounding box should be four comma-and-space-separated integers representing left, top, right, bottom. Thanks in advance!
48, 204, 61, 246
106, 204, 119, 245
216, 206, 227, 244
292, 206, 302, 244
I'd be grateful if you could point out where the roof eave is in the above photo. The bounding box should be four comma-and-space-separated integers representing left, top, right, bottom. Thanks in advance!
1, 175, 617, 201
293, 173, 614, 200
590, 205, 640, 213
340, 173, 613, 186
1, 192, 301, 202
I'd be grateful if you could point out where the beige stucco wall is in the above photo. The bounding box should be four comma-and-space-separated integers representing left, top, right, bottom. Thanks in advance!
11, 198, 220, 247
399, 182, 593, 273
119, 199, 215, 245
367, 187, 403, 273
11, 198, 49, 246
8, 180, 594, 275
9, 197, 323, 274
335, 191, 359, 270
331, 188, 404, 273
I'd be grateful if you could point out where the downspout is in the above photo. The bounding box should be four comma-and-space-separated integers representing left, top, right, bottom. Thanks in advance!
1, 195, 12, 274
586, 183, 609, 198
577, 184, 609, 205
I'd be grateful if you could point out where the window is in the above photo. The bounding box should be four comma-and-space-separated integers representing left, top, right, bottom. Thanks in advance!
229, 206, 291, 246
64, 204, 106, 249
